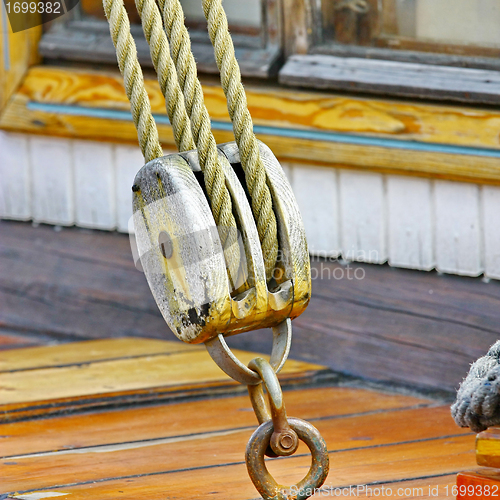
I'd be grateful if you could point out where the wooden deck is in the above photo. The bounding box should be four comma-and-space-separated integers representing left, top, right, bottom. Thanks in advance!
1, 220, 494, 498
0, 337, 478, 499
1, 220, 500, 393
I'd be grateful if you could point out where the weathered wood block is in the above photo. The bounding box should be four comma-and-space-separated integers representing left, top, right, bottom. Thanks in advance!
132, 141, 311, 343
457, 469, 500, 499
477, 427, 500, 468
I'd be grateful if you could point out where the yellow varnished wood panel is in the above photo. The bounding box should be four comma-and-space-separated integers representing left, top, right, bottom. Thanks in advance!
3, 91, 498, 184
0, 91, 181, 145
0, 337, 195, 372
259, 132, 500, 184
0, 338, 324, 420
0, 13, 41, 112
16, 66, 168, 113
2, 66, 500, 184
9, 65, 500, 149
476, 427, 500, 467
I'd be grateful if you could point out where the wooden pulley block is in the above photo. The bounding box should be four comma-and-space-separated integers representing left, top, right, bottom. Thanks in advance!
132, 140, 311, 344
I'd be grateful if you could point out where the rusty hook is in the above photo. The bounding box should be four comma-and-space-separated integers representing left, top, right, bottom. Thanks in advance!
248, 357, 299, 457
246, 417, 330, 500
245, 357, 329, 499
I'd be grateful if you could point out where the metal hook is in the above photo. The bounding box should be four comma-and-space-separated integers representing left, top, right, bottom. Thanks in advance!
204, 318, 292, 385
206, 320, 329, 499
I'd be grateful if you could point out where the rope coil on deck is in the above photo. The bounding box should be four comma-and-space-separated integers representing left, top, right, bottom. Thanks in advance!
452, 340, 500, 432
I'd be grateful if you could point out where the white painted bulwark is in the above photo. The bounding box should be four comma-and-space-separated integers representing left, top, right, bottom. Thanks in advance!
387, 176, 434, 270
74, 140, 116, 230
30, 136, 74, 225
482, 185, 500, 280
1, 132, 499, 280
434, 181, 482, 276
291, 164, 340, 257
0, 131, 31, 220
115, 144, 145, 233
339, 170, 387, 263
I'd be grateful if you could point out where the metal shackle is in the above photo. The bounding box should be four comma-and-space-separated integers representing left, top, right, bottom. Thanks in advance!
131, 140, 311, 344
247, 357, 299, 457
246, 417, 330, 500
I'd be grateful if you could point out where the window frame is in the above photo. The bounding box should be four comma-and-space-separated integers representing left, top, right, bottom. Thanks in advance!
279, 0, 500, 104
38, 0, 283, 78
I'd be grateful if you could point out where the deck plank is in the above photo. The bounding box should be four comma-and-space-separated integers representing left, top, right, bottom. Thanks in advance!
0, 338, 195, 372
0, 405, 473, 493
4, 467, 460, 500
0, 439, 475, 498
0, 339, 474, 498
0, 387, 430, 458
0, 341, 324, 422
2, 220, 500, 392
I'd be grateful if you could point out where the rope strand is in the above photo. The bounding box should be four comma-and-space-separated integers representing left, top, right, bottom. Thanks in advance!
158, 0, 240, 285
103, 0, 163, 162
105, 0, 280, 284
134, 0, 195, 152
202, 0, 279, 281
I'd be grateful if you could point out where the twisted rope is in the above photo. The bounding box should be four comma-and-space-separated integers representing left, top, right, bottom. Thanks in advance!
452, 340, 500, 432
105, 0, 280, 284
134, 0, 195, 152
103, 0, 163, 162
158, 0, 240, 285
202, 0, 278, 281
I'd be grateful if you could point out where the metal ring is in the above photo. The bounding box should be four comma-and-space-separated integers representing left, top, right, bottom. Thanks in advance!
204, 318, 292, 385
246, 417, 329, 500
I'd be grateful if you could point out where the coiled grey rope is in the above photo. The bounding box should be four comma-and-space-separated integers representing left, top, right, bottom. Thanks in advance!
452, 340, 500, 432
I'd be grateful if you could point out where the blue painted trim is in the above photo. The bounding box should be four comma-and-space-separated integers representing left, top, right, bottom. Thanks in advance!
26, 101, 500, 159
